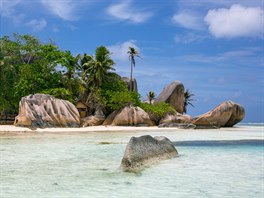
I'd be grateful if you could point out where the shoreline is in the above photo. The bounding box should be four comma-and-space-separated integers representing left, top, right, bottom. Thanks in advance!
0, 125, 263, 142
0, 124, 263, 133
0, 125, 183, 133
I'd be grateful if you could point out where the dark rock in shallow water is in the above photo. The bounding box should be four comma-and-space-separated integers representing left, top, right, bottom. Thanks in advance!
14, 94, 80, 128
121, 135, 177, 172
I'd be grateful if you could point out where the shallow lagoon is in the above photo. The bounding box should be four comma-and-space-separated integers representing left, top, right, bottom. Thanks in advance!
1, 125, 263, 198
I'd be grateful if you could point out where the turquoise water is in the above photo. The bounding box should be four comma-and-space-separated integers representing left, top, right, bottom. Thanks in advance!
0, 128, 263, 198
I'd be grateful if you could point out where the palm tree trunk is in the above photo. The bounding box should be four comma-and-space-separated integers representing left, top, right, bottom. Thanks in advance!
130, 61, 133, 91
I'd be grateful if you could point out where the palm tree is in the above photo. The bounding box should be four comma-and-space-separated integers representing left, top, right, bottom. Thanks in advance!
82, 46, 114, 89
183, 89, 195, 113
147, 91, 155, 105
127, 47, 140, 91
81, 46, 115, 105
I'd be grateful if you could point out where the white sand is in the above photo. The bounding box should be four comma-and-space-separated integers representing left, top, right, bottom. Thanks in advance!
0, 125, 263, 142
0, 125, 176, 133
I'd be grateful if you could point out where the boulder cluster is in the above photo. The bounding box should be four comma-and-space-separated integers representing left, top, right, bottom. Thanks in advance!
13, 80, 245, 128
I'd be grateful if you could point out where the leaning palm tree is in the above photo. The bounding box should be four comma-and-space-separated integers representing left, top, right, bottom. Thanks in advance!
183, 89, 195, 113
147, 91, 156, 105
127, 47, 140, 91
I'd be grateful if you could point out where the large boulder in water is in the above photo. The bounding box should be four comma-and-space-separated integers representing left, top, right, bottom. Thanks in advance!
103, 104, 155, 126
14, 94, 80, 128
154, 81, 184, 114
121, 135, 178, 172
192, 101, 245, 128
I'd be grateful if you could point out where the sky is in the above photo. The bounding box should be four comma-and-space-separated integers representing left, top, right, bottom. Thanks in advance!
1, 0, 263, 123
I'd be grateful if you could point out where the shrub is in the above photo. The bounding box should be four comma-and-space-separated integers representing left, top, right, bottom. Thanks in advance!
139, 102, 176, 124
100, 75, 141, 115
42, 88, 73, 102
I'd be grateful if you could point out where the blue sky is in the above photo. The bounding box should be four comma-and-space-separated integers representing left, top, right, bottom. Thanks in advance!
1, 0, 263, 122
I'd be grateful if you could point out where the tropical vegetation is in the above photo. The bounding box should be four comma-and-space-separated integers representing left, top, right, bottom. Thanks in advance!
183, 89, 195, 113
1, 33, 190, 121
147, 91, 155, 105
140, 102, 176, 124
0, 33, 141, 116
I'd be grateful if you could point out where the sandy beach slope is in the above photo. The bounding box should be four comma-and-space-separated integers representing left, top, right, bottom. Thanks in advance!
0, 125, 173, 133
0, 125, 263, 142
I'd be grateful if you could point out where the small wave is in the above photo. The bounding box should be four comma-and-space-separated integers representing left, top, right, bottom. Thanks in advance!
174, 139, 264, 147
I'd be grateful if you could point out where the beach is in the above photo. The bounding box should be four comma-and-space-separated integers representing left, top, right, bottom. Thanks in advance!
1, 124, 263, 198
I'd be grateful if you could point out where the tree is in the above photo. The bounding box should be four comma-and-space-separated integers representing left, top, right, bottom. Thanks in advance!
183, 89, 195, 113
147, 91, 155, 105
0, 33, 82, 113
127, 47, 140, 91
81, 46, 115, 107
82, 46, 114, 89
59, 50, 83, 101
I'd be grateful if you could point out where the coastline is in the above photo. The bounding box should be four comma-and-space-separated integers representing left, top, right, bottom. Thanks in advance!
0, 124, 263, 142
0, 125, 178, 133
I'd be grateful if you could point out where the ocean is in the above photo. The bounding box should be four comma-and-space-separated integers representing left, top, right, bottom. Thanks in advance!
0, 125, 263, 198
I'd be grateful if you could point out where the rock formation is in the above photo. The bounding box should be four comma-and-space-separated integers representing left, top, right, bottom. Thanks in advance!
192, 101, 245, 128
158, 123, 196, 129
103, 104, 155, 126
82, 107, 105, 127
159, 113, 192, 125
159, 113, 195, 129
14, 94, 80, 128
121, 135, 178, 172
154, 81, 184, 114
121, 77, 138, 93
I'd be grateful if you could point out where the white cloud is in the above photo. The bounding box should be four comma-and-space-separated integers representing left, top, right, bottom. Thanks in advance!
204, 4, 264, 38
0, 0, 25, 24
0, 0, 20, 15
172, 11, 204, 30
40, 0, 80, 21
174, 33, 206, 44
106, 0, 153, 23
107, 40, 140, 61
26, 19, 47, 31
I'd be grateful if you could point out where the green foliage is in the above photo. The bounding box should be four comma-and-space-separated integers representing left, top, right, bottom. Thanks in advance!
103, 91, 140, 114
139, 102, 176, 124
183, 89, 195, 113
0, 33, 82, 114
0, 33, 142, 118
81, 46, 115, 90
100, 73, 140, 115
147, 91, 156, 105
42, 88, 73, 102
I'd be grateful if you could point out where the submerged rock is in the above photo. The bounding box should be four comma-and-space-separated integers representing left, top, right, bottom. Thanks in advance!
103, 104, 155, 126
192, 101, 245, 128
154, 81, 185, 114
14, 94, 80, 128
121, 135, 177, 172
